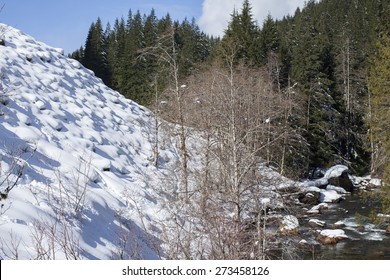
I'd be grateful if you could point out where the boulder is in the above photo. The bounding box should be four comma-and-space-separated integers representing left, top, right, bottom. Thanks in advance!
307, 203, 329, 214
324, 165, 348, 178
278, 215, 299, 235
298, 189, 321, 205
368, 178, 382, 189
317, 229, 348, 245
299, 239, 308, 245
326, 185, 350, 194
325, 165, 354, 192
301, 178, 328, 189
386, 225, 390, 234
350, 176, 369, 190
332, 221, 346, 229
320, 189, 343, 203
377, 213, 390, 223
308, 219, 326, 228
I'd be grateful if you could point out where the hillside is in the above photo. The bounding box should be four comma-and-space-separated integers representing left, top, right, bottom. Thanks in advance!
0, 23, 189, 259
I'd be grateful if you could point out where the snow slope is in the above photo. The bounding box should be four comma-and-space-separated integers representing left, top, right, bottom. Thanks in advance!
0, 24, 182, 259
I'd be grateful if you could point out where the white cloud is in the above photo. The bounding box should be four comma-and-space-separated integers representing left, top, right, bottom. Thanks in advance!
199, 0, 307, 37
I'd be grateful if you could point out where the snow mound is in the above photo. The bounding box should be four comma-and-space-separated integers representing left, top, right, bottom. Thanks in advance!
0, 24, 183, 259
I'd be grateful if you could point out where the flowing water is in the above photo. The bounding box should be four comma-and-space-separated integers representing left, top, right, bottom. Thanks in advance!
303, 192, 390, 259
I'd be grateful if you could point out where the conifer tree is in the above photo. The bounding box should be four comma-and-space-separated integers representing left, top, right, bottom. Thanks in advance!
110, 18, 127, 91
221, 0, 260, 66
69, 46, 84, 61
144, 9, 158, 50
103, 22, 114, 88
369, 33, 390, 181
288, 0, 348, 173
121, 10, 150, 104
83, 18, 109, 85
260, 14, 280, 62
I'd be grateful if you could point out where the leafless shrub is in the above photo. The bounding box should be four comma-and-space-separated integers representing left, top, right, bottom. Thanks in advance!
53, 153, 94, 218
0, 152, 24, 201
111, 190, 163, 260
0, 144, 36, 202
111, 210, 144, 260
29, 214, 81, 260
0, 231, 21, 260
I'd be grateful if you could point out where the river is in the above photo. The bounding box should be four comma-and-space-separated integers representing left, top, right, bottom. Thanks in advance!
301, 191, 390, 259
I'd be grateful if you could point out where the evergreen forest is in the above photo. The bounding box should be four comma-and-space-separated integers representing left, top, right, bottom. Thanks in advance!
70, 0, 390, 193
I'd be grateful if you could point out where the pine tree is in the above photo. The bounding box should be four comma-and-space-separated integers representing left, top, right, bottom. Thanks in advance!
176, 17, 210, 77
144, 9, 158, 49
369, 32, 390, 214
289, 1, 341, 172
103, 22, 114, 88
221, 0, 260, 66
69, 46, 84, 61
369, 33, 390, 177
260, 14, 280, 62
83, 18, 109, 85
121, 10, 150, 104
109, 18, 127, 92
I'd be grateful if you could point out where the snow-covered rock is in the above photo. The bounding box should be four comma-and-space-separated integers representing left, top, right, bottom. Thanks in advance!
377, 213, 390, 223
317, 229, 348, 245
351, 175, 382, 190
324, 165, 349, 179
333, 220, 346, 229
320, 189, 343, 203
298, 186, 321, 205
369, 178, 382, 188
308, 219, 326, 228
324, 165, 354, 192
307, 203, 329, 214
301, 177, 328, 189
326, 185, 350, 194
299, 239, 308, 245
278, 215, 299, 235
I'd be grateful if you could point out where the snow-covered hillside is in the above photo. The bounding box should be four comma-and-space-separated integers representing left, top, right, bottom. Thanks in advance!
0, 24, 184, 259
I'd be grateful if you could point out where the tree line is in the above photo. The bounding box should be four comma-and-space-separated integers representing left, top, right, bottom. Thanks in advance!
70, 9, 216, 105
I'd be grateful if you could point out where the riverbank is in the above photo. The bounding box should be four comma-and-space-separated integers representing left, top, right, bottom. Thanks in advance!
260, 165, 390, 259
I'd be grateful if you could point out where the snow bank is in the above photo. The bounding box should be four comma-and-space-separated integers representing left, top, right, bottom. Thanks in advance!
0, 23, 185, 259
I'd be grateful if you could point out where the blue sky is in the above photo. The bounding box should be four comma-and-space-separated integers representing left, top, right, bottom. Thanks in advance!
0, 0, 305, 54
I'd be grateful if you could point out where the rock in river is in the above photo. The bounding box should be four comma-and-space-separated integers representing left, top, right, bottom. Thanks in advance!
324, 165, 354, 192
279, 215, 299, 235
317, 229, 348, 245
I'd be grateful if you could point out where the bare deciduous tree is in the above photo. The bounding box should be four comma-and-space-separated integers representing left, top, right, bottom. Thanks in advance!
153, 39, 306, 259
139, 28, 189, 201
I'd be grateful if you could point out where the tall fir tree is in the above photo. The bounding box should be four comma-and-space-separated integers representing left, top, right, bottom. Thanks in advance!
368, 32, 390, 214
260, 14, 280, 62
221, 0, 260, 66
83, 18, 109, 85
121, 10, 150, 104
110, 17, 127, 92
